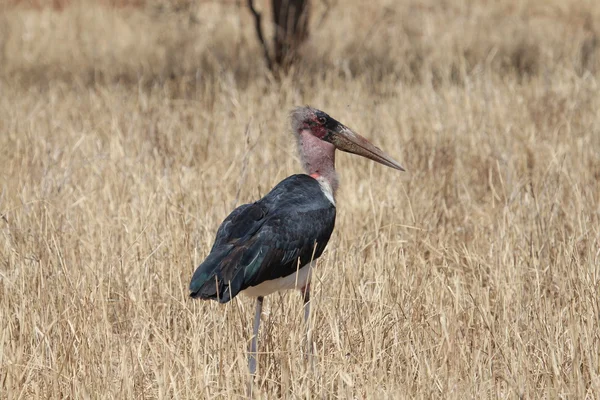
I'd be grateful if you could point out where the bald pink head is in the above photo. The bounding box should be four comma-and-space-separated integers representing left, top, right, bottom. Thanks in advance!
291, 106, 405, 169
289, 107, 405, 199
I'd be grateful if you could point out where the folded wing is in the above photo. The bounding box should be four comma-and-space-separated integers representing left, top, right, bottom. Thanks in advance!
189, 174, 336, 303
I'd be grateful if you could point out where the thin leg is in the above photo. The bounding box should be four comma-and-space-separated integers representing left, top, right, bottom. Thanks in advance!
302, 285, 310, 326
301, 284, 312, 357
247, 296, 263, 398
249, 296, 263, 376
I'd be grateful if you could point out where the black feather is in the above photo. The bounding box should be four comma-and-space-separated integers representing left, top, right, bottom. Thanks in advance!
189, 174, 336, 303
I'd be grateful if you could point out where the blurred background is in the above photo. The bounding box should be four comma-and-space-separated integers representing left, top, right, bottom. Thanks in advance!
1, 1, 600, 398
2, 0, 598, 88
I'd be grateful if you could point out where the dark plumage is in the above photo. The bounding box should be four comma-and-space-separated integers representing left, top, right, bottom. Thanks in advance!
188, 106, 404, 383
189, 174, 336, 303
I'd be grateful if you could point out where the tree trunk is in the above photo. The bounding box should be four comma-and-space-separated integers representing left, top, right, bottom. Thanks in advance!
272, 0, 310, 68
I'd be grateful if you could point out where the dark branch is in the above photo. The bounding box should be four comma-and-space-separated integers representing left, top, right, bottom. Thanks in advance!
247, 0, 273, 71
272, 0, 310, 68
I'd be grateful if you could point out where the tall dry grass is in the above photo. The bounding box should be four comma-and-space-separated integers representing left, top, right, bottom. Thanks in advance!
1, 0, 600, 398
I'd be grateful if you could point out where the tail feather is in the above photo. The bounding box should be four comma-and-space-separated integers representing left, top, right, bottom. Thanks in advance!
190, 231, 270, 303
189, 244, 258, 303
189, 245, 237, 303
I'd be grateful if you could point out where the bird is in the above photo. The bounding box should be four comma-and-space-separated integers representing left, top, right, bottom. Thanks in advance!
189, 106, 404, 378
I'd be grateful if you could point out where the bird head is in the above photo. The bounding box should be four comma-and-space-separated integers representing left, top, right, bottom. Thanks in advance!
290, 106, 405, 171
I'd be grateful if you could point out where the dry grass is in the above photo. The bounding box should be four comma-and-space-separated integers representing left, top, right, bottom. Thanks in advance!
1, 0, 600, 398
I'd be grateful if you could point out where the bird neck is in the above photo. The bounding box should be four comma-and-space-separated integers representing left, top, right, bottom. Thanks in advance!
298, 130, 339, 194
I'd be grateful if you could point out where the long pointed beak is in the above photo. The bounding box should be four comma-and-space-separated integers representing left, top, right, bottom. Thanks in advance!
329, 125, 405, 171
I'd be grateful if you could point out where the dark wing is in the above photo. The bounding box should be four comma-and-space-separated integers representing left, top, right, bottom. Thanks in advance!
189, 174, 336, 303
210, 203, 258, 250
188, 202, 266, 300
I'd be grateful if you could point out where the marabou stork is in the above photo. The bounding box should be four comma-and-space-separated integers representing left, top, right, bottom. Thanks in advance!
189, 106, 404, 376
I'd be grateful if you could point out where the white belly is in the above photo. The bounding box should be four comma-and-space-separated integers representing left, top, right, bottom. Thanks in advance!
242, 263, 312, 298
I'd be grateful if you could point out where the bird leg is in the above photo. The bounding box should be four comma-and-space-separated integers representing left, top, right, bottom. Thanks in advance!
302, 283, 311, 325
249, 296, 263, 376
247, 296, 263, 398
301, 284, 312, 358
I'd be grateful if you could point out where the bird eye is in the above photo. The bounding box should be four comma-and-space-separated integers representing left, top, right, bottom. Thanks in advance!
318, 116, 327, 124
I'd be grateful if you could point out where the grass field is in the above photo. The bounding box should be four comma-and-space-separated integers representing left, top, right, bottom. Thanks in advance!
1, 0, 600, 398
